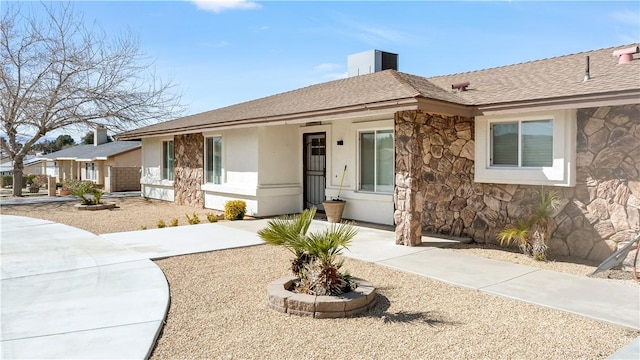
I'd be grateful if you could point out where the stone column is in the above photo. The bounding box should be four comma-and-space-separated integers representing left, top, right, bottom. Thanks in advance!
174, 133, 204, 207
394, 111, 424, 246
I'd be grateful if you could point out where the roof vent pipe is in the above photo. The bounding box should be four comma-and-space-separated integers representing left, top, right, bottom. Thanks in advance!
451, 81, 470, 91
612, 46, 639, 64
583, 56, 590, 82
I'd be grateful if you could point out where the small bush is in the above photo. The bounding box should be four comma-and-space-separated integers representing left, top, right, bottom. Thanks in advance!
157, 219, 166, 228
224, 200, 246, 221
169, 218, 179, 227
186, 212, 200, 225
1, 175, 13, 187
206, 212, 219, 223
140, 225, 147, 230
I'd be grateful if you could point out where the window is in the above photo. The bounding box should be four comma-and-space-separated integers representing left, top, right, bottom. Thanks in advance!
475, 110, 576, 187
205, 136, 222, 184
491, 119, 553, 167
85, 163, 97, 181
360, 129, 394, 193
162, 140, 174, 181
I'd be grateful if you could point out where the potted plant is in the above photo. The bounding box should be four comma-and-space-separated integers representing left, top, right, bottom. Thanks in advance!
27, 175, 46, 193
322, 165, 347, 223
59, 182, 71, 196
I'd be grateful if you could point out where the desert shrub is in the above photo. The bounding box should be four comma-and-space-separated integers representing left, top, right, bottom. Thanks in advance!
498, 187, 560, 261
224, 200, 246, 221
186, 212, 200, 225
206, 212, 219, 223
140, 225, 147, 230
169, 218, 179, 227
157, 219, 166, 228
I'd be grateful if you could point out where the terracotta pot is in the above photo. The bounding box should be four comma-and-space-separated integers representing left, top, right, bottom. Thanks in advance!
322, 200, 346, 223
59, 189, 71, 196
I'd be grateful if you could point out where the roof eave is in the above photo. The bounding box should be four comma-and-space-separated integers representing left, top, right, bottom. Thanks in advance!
415, 97, 478, 117
477, 89, 640, 116
117, 98, 419, 140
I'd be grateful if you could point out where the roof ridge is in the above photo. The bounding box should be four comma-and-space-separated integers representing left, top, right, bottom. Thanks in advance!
427, 43, 640, 79
387, 70, 424, 97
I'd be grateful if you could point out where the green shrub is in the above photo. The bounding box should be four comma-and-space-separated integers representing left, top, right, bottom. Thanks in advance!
186, 212, 200, 225
140, 225, 147, 230
169, 218, 179, 227
224, 200, 246, 221
1, 175, 13, 187
157, 219, 166, 228
206, 212, 219, 223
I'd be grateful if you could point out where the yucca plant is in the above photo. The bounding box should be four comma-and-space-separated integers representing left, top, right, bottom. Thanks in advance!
498, 219, 534, 256
258, 207, 358, 296
498, 187, 560, 261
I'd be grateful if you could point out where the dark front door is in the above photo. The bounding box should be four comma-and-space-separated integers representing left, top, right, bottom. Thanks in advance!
303, 132, 326, 211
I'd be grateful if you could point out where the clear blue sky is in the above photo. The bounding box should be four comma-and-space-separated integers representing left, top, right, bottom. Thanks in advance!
11, 0, 640, 140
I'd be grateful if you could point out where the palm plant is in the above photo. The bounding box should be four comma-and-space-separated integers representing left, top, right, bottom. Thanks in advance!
498, 187, 560, 261
258, 207, 358, 295
67, 179, 97, 205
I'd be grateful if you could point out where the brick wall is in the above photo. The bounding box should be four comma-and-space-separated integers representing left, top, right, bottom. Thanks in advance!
110, 167, 141, 192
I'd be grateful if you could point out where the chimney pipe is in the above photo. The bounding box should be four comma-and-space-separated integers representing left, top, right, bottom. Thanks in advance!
583, 56, 590, 82
612, 46, 639, 64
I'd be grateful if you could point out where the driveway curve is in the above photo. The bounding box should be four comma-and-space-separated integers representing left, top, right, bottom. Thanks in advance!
0, 215, 168, 359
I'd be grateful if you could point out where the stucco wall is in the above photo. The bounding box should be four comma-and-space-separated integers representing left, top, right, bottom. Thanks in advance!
395, 105, 640, 264
140, 137, 174, 201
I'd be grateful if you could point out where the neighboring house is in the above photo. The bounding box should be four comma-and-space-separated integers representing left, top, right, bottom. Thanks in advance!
0, 155, 47, 176
117, 45, 640, 263
44, 128, 142, 192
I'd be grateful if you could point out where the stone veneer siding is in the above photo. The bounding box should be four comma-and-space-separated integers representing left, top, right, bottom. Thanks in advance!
394, 105, 640, 265
174, 133, 204, 207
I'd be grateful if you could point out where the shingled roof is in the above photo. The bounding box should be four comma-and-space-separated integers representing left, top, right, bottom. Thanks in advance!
427, 44, 640, 107
118, 44, 639, 140
42, 141, 141, 161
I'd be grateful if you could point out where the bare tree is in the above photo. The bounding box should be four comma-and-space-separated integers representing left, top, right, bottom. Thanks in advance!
0, 2, 182, 196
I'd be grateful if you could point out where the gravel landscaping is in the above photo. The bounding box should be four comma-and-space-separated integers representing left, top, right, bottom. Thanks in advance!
2, 196, 638, 359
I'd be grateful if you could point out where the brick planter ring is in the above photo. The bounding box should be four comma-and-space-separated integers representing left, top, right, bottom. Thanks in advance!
74, 202, 117, 211
267, 276, 377, 319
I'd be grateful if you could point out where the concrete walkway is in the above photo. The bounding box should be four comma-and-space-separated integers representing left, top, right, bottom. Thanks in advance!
2, 215, 638, 359
1, 215, 168, 359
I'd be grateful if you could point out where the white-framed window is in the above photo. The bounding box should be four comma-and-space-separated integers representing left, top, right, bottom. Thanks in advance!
359, 129, 394, 193
476, 109, 576, 187
205, 136, 223, 184
162, 140, 174, 181
85, 162, 97, 181
491, 119, 553, 167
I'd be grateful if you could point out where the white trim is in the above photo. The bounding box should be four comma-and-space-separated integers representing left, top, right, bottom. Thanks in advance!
353, 120, 395, 194
203, 134, 224, 185
475, 109, 576, 187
